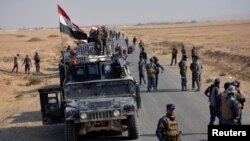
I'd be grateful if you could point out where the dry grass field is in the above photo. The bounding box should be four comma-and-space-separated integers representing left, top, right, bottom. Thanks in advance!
0, 20, 249, 138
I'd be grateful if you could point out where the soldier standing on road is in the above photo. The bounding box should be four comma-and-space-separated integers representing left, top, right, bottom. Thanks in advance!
12, 53, 19, 74
146, 58, 157, 92
34, 52, 40, 73
138, 55, 146, 85
140, 48, 148, 66
170, 45, 178, 66
231, 81, 246, 125
153, 56, 164, 91
59, 59, 65, 88
133, 36, 137, 47
204, 78, 221, 125
23, 55, 32, 75
125, 36, 129, 47
181, 45, 187, 59
190, 56, 203, 91
178, 55, 188, 91
191, 46, 198, 62
218, 85, 240, 125
139, 40, 145, 52
156, 104, 181, 141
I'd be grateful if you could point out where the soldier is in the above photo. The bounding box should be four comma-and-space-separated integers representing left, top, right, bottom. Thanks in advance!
190, 56, 203, 91
191, 46, 198, 62
140, 48, 148, 66
153, 56, 164, 91
139, 40, 145, 52
231, 80, 246, 125
58, 59, 65, 87
133, 36, 137, 47
12, 53, 19, 74
219, 85, 240, 125
125, 36, 129, 47
178, 55, 188, 91
23, 55, 32, 75
181, 45, 187, 59
156, 104, 181, 141
170, 45, 178, 66
138, 55, 146, 85
34, 52, 40, 73
146, 58, 157, 91
204, 78, 221, 125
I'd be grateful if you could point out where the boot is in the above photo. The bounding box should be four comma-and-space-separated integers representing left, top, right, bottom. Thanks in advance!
184, 86, 188, 91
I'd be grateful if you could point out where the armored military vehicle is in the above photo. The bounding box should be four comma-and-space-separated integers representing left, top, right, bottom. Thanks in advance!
38, 41, 141, 141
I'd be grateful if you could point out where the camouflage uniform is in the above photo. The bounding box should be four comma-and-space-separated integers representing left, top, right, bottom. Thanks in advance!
178, 56, 188, 91
12, 54, 19, 74
218, 85, 240, 125
171, 46, 178, 66
23, 55, 32, 75
34, 52, 40, 73
204, 78, 221, 125
156, 104, 180, 141
138, 56, 146, 85
190, 56, 203, 91
146, 58, 157, 91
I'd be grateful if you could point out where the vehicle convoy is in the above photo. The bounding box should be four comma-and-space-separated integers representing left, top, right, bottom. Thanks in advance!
38, 41, 141, 141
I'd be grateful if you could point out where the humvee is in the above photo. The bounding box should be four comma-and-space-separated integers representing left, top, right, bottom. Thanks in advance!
38, 42, 141, 141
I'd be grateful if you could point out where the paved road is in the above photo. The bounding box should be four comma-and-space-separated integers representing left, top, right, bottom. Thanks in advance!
1, 38, 249, 141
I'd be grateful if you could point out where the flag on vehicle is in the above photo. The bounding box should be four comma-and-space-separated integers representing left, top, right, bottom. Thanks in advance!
57, 5, 87, 40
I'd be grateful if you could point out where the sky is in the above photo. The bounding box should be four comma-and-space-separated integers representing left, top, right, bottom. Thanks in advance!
0, 0, 250, 29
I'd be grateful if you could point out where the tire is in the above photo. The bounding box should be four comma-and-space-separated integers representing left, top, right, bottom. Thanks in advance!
64, 120, 77, 141
127, 115, 139, 139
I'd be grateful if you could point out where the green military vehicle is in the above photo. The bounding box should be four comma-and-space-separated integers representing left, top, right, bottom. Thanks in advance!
38, 42, 141, 141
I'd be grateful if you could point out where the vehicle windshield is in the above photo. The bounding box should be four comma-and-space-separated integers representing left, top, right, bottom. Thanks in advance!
64, 80, 135, 99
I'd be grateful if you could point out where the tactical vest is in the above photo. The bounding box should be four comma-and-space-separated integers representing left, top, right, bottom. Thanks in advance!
221, 95, 234, 119
163, 117, 179, 141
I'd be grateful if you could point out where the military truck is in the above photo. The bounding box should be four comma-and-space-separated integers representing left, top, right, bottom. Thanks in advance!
38, 42, 141, 141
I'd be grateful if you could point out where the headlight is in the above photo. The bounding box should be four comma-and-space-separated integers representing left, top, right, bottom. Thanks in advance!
113, 110, 120, 117
80, 112, 88, 120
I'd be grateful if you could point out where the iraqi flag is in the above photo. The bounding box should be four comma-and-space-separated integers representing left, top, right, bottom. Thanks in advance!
57, 5, 87, 40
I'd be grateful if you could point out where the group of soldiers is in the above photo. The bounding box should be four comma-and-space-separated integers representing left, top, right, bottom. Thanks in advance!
171, 45, 203, 91
138, 42, 165, 91
204, 79, 246, 125
11, 52, 41, 75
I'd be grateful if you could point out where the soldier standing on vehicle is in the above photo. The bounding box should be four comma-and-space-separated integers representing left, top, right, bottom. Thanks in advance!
156, 104, 181, 141
12, 53, 19, 74
191, 46, 198, 62
23, 55, 32, 75
133, 36, 137, 47
170, 45, 178, 66
218, 85, 240, 125
204, 78, 221, 125
178, 55, 188, 91
190, 56, 203, 91
138, 55, 146, 85
146, 58, 157, 92
59, 59, 65, 87
34, 52, 40, 73
153, 56, 164, 91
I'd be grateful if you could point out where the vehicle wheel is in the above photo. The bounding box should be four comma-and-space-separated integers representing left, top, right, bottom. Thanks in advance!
64, 120, 77, 141
127, 115, 139, 139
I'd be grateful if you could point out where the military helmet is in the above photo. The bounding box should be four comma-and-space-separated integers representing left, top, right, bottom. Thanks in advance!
166, 104, 176, 110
